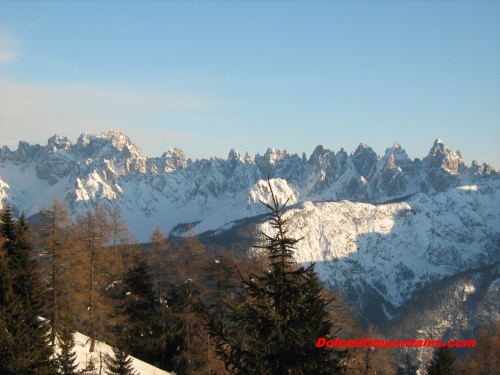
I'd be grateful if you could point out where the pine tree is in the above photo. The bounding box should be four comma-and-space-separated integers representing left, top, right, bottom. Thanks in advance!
209, 177, 346, 374
81, 357, 97, 375
104, 336, 138, 375
0, 232, 25, 373
426, 346, 455, 375
0, 205, 55, 373
397, 350, 418, 375
123, 251, 156, 363
54, 313, 80, 375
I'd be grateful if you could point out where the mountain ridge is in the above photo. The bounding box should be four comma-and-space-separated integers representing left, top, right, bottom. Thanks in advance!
1, 131, 497, 242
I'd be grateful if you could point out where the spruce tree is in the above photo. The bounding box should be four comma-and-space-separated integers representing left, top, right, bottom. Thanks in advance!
397, 351, 418, 375
56, 318, 80, 375
0, 235, 25, 373
427, 346, 455, 375
123, 251, 156, 363
104, 336, 138, 375
0, 205, 55, 373
209, 177, 346, 374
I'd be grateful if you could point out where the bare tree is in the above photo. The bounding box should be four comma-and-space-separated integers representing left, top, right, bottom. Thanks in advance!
74, 205, 115, 352
38, 197, 76, 347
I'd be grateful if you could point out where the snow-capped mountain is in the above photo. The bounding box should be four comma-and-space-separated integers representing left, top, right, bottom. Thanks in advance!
257, 183, 499, 320
1, 131, 499, 349
0, 131, 496, 242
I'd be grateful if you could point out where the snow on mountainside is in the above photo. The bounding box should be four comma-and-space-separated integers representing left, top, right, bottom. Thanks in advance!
257, 181, 500, 314
0, 131, 497, 242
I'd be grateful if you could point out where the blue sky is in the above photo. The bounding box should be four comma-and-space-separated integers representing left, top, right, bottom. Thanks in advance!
1, 1, 499, 167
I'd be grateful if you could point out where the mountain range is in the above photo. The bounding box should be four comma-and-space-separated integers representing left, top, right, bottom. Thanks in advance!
1, 130, 499, 364
0, 130, 496, 239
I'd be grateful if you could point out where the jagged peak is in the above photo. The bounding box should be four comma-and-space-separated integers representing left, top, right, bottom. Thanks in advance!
358, 143, 370, 149
376, 141, 412, 173
162, 148, 185, 158
160, 148, 187, 171
46, 135, 72, 151
227, 148, 241, 161
427, 139, 464, 160
351, 143, 377, 157
425, 139, 465, 175
16, 140, 31, 151
308, 145, 329, 163
75, 130, 144, 159
258, 147, 288, 165
350, 144, 377, 177
383, 142, 408, 156
428, 138, 450, 156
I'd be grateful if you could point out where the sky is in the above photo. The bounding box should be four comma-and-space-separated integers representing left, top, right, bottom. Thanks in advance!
0, 1, 499, 168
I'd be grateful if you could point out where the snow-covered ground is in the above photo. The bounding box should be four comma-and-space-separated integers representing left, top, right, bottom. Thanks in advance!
72, 332, 173, 375
257, 181, 500, 309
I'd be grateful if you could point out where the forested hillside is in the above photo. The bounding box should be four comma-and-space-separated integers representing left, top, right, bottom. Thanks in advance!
1, 185, 499, 374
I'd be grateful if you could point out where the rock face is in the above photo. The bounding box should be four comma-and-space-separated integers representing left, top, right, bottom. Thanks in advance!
257, 184, 500, 314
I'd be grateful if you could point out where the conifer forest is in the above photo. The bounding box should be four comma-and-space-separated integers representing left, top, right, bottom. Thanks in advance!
1, 180, 499, 375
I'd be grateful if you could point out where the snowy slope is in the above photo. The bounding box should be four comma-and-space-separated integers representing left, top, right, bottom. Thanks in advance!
255, 180, 500, 311
71, 332, 173, 375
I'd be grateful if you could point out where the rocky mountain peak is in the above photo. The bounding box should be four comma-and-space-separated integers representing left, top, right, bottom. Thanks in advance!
261, 148, 288, 164
227, 148, 242, 161
255, 148, 290, 177
351, 143, 377, 177
160, 148, 187, 171
308, 145, 329, 164
378, 142, 413, 173
1, 133, 498, 233
426, 138, 464, 174
11, 141, 42, 164
74, 130, 143, 159
46, 135, 72, 153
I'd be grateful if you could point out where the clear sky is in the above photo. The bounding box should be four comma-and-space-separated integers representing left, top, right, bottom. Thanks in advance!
1, 1, 499, 167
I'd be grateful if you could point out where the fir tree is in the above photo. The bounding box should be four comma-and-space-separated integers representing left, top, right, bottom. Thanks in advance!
397, 351, 418, 375
56, 318, 80, 375
104, 336, 138, 375
209, 177, 346, 374
123, 251, 156, 363
81, 357, 97, 375
0, 241, 26, 373
427, 346, 455, 375
0, 205, 55, 373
